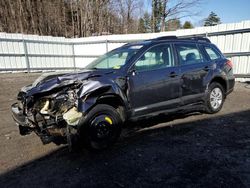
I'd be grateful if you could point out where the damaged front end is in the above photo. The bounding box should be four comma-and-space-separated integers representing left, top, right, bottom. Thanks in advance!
12, 82, 82, 145
11, 71, 123, 148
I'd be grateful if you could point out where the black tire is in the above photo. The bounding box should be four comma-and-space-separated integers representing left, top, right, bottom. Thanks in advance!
79, 104, 122, 150
205, 82, 225, 114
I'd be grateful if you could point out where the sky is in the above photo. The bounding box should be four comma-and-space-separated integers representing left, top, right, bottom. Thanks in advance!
143, 0, 250, 26
192, 0, 250, 25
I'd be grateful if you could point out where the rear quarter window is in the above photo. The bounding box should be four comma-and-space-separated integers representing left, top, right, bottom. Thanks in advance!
204, 46, 222, 60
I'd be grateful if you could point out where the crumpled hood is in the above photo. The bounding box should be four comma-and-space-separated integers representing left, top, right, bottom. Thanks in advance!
32, 71, 72, 87
16, 69, 127, 117
22, 70, 105, 97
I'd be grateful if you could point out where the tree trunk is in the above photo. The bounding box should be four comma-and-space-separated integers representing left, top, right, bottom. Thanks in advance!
70, 0, 75, 37
160, 0, 167, 32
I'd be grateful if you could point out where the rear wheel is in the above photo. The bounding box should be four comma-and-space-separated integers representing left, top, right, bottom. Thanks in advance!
206, 82, 225, 114
80, 104, 122, 150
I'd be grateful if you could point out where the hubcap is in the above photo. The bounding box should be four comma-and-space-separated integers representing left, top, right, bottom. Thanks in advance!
210, 87, 223, 110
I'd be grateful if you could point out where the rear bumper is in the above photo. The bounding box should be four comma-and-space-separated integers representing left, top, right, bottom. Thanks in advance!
226, 76, 235, 95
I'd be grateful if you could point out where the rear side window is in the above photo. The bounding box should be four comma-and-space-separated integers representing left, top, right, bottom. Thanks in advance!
204, 46, 221, 60
175, 43, 204, 65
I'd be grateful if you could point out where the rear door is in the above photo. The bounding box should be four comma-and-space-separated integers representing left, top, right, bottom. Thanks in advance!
174, 42, 212, 105
127, 43, 181, 115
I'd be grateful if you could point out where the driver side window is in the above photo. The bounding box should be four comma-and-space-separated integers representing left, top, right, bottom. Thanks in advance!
135, 44, 174, 71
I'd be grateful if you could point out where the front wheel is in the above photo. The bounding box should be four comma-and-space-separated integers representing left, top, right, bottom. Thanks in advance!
79, 104, 122, 150
205, 82, 225, 114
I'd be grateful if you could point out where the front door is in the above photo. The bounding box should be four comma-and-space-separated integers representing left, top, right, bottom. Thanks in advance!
127, 43, 180, 116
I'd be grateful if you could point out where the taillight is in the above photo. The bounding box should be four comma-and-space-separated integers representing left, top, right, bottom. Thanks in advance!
226, 60, 233, 68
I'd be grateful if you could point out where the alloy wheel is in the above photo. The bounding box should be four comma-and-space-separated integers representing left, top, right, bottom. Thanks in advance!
209, 87, 223, 110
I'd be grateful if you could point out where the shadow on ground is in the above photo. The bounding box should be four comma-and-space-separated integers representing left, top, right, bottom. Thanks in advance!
1, 110, 250, 188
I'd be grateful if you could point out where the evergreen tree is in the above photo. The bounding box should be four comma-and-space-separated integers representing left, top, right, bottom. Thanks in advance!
204, 12, 221, 26
138, 12, 152, 33
183, 21, 194, 29
138, 18, 146, 33
143, 12, 152, 33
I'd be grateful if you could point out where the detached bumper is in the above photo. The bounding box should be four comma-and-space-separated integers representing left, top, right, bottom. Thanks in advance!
11, 103, 26, 126
11, 103, 31, 135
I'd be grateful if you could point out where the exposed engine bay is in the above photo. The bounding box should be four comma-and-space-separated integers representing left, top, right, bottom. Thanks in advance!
16, 83, 83, 146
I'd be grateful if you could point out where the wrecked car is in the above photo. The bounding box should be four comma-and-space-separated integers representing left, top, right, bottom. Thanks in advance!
11, 36, 235, 150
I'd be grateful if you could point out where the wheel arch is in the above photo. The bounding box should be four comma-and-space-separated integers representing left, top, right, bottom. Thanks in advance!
209, 76, 227, 93
95, 94, 127, 122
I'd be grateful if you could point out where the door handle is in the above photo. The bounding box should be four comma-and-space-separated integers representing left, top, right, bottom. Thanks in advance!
130, 69, 137, 76
203, 66, 210, 71
169, 71, 178, 78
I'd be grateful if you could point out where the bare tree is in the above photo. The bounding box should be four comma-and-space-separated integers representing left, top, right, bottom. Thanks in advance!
160, 0, 167, 32
70, 0, 75, 37
114, 0, 143, 34
159, 0, 202, 31
0, 0, 202, 37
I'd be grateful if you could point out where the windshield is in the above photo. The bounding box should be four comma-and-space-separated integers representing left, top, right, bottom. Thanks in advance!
86, 45, 143, 70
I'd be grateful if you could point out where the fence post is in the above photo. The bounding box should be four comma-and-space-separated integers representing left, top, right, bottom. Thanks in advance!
71, 43, 76, 71
105, 39, 108, 53
22, 39, 30, 72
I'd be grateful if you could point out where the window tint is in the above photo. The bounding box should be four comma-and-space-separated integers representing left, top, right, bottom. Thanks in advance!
86, 45, 141, 69
204, 46, 221, 60
95, 52, 130, 69
135, 44, 174, 71
175, 43, 203, 65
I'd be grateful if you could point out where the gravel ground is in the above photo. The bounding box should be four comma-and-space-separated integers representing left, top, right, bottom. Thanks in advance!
0, 73, 250, 187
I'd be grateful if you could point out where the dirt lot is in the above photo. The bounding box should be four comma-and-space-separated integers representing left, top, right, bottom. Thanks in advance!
0, 73, 250, 187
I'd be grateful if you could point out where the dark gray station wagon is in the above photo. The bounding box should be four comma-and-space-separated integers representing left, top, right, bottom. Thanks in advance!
12, 36, 235, 150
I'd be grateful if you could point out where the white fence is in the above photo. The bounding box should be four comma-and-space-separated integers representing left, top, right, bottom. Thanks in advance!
0, 34, 74, 71
1, 20, 250, 81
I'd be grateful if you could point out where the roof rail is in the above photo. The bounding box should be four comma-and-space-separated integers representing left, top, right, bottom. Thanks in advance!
153, 36, 178, 40
178, 36, 211, 43
153, 35, 210, 43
